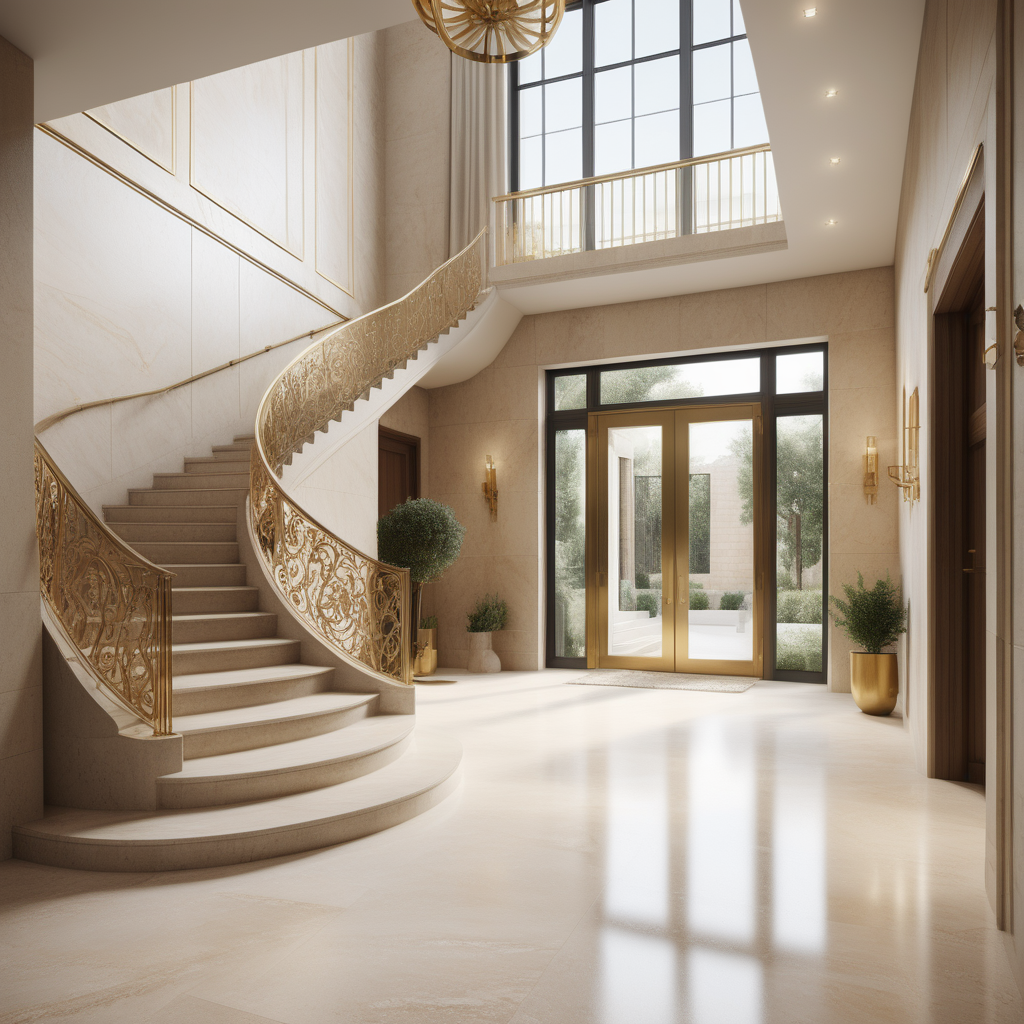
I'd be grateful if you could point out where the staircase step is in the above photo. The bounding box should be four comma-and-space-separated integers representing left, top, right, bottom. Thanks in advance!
172, 586, 259, 616
157, 715, 415, 807
12, 730, 461, 871
173, 663, 334, 715
233, 434, 256, 444
167, 564, 247, 588
184, 458, 250, 475
172, 611, 278, 644
103, 504, 238, 524
153, 472, 249, 490
129, 488, 247, 507
132, 541, 239, 564
174, 692, 376, 757
212, 444, 252, 456
172, 637, 299, 675
109, 522, 237, 543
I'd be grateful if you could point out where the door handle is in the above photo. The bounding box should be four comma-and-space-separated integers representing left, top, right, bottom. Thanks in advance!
963, 549, 985, 574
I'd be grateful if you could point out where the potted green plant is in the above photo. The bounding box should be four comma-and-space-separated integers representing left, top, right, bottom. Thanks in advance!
466, 593, 508, 673
829, 572, 907, 715
377, 499, 465, 672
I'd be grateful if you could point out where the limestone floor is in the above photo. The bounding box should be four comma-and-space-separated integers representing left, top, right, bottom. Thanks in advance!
1, 671, 1021, 1023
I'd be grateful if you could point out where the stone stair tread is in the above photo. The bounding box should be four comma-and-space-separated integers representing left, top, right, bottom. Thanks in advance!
14, 730, 460, 845
173, 586, 258, 599
172, 611, 275, 624
163, 715, 414, 782
172, 663, 333, 692
173, 692, 374, 735
171, 637, 297, 660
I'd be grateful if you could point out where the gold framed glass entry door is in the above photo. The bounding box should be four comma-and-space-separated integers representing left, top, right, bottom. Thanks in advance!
592, 404, 763, 677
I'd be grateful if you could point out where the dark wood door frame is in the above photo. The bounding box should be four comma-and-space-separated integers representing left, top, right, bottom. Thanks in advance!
378, 426, 420, 519
930, 154, 984, 782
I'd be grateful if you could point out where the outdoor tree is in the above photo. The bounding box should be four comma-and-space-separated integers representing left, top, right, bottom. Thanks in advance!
733, 416, 823, 589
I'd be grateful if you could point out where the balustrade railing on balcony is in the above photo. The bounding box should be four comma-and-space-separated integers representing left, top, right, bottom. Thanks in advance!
493, 144, 780, 266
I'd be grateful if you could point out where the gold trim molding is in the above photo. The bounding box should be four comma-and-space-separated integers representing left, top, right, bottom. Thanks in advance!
84, 86, 176, 175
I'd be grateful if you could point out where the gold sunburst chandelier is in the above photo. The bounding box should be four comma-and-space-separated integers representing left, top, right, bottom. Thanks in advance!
411, 0, 566, 64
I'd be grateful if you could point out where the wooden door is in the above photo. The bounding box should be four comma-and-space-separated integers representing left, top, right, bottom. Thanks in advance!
378, 427, 420, 519
963, 295, 986, 784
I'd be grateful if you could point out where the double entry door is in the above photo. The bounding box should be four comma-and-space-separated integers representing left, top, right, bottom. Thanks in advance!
593, 404, 763, 677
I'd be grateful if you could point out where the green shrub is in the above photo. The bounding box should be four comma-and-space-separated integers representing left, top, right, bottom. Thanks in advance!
619, 579, 636, 611
776, 628, 823, 671
777, 572, 796, 592
720, 591, 745, 611
689, 588, 710, 611
377, 499, 465, 584
635, 570, 651, 590
777, 589, 823, 624
636, 592, 659, 618
467, 593, 508, 633
689, 578, 704, 590
419, 616, 438, 630
829, 572, 906, 654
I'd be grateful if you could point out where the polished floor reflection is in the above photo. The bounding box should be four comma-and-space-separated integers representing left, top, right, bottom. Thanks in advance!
0, 672, 1020, 1023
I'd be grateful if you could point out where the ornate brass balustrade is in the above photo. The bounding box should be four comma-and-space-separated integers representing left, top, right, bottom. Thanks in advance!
34, 441, 173, 735
250, 228, 489, 685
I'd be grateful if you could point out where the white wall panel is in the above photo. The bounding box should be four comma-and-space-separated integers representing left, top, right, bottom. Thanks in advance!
86, 87, 175, 172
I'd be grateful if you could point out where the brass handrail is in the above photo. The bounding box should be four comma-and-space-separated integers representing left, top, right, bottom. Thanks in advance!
35, 320, 345, 434
35, 440, 174, 735
249, 228, 489, 686
492, 143, 772, 202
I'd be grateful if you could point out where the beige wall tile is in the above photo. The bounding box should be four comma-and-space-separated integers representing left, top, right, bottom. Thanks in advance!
0, 685, 43, 760
829, 328, 898, 391
0, 594, 43, 697
0, 749, 43, 860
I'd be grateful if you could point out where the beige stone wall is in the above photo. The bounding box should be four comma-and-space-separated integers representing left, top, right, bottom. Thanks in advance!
34, 34, 388, 511
427, 268, 898, 677
0, 35, 42, 860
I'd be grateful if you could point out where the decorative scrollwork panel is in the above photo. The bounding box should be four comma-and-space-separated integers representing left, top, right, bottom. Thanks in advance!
34, 443, 173, 735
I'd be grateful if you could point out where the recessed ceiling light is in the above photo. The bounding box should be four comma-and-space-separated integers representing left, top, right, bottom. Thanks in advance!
826, 219, 838, 226
803, 7, 818, 16
825, 88, 839, 98
829, 157, 841, 165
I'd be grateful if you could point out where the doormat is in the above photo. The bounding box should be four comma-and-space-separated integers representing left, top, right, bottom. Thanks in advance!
566, 670, 757, 693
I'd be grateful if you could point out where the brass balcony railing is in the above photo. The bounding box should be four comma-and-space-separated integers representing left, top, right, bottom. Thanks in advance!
493, 144, 780, 266
250, 228, 489, 685
34, 441, 173, 735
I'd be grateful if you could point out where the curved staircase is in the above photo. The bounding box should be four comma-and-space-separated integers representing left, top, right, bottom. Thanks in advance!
14, 435, 460, 872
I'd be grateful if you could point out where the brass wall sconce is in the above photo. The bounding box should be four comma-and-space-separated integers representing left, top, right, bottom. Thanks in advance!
1013, 304, 1024, 367
888, 386, 920, 503
482, 455, 498, 520
864, 436, 878, 504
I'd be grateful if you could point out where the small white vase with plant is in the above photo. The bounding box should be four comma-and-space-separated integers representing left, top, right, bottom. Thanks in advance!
828, 572, 907, 715
466, 594, 508, 674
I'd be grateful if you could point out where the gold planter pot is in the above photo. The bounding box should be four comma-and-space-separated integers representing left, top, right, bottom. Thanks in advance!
413, 628, 437, 677
849, 652, 898, 716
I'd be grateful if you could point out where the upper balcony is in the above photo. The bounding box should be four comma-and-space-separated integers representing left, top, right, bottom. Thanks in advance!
490, 144, 786, 292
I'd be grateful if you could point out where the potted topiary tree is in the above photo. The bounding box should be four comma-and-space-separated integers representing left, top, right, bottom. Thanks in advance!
466, 593, 508, 673
377, 499, 465, 674
828, 572, 907, 715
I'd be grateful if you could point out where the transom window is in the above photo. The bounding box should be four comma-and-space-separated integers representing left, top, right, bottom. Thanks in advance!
512, 0, 769, 191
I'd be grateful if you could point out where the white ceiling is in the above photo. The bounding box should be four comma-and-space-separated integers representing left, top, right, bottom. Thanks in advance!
0, 0, 926, 310
501, 0, 927, 313
0, 0, 413, 122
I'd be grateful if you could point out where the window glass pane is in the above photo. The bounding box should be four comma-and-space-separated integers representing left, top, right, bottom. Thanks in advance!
775, 415, 824, 674
636, 0, 680, 58
519, 86, 542, 138
776, 351, 824, 393
635, 55, 679, 115
545, 126, 583, 184
693, 98, 731, 156
732, 39, 759, 95
733, 93, 769, 148
607, 424, 663, 659
635, 110, 679, 167
554, 374, 587, 410
544, 77, 582, 132
519, 50, 542, 85
600, 358, 759, 404
596, 0, 632, 67
732, 0, 746, 35
595, 119, 633, 175
519, 135, 543, 190
693, 0, 732, 45
554, 429, 587, 659
596, 66, 632, 124
693, 43, 731, 104
544, 6, 583, 79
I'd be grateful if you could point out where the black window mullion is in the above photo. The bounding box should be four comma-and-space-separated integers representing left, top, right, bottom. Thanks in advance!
510, 61, 520, 193
582, 0, 596, 248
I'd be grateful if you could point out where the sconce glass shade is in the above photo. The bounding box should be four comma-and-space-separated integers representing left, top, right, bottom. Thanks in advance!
864, 435, 878, 505
483, 455, 498, 519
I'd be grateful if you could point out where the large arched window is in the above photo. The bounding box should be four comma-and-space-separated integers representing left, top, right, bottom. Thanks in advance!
511, 0, 768, 191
